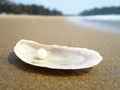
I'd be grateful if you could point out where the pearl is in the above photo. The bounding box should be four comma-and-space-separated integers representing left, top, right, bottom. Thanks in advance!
37, 48, 48, 59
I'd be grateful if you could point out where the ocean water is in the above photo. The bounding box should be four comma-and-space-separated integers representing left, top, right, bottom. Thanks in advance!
67, 15, 120, 33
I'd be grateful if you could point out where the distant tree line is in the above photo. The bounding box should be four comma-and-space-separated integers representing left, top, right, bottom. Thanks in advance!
0, 0, 62, 15
80, 6, 120, 16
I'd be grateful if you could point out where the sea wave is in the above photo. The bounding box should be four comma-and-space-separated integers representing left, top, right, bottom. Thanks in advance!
80, 15, 120, 21
66, 15, 120, 33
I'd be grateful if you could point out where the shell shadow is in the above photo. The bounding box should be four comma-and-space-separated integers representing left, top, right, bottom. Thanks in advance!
8, 52, 92, 76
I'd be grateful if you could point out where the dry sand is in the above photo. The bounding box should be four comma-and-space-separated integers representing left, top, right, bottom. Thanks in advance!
0, 15, 120, 90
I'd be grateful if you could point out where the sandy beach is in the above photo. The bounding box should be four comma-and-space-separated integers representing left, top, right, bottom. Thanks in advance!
0, 15, 120, 90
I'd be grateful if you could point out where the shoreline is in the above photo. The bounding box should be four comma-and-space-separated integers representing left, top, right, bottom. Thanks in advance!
66, 16, 120, 34
0, 15, 120, 90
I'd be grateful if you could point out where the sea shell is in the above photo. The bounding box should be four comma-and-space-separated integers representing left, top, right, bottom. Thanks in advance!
14, 39, 103, 70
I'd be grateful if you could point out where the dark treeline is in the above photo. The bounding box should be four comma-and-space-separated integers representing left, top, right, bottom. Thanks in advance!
0, 0, 62, 15
80, 6, 120, 16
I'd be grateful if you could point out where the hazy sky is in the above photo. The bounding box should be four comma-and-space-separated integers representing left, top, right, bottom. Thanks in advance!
11, 0, 120, 15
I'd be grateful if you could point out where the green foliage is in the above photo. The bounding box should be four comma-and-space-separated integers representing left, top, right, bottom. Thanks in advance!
0, 0, 62, 15
0, 0, 10, 4
80, 6, 120, 16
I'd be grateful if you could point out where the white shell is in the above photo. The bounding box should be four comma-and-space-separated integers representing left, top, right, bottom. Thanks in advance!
14, 39, 103, 70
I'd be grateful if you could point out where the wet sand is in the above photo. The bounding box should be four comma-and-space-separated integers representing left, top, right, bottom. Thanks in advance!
0, 15, 120, 90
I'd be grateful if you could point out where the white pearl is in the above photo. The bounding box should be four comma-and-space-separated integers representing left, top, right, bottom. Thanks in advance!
37, 48, 48, 59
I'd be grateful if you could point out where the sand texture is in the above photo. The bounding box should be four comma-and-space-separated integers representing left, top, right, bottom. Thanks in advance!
0, 15, 120, 90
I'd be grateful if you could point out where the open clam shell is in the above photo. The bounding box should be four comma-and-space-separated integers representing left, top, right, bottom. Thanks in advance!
14, 39, 103, 70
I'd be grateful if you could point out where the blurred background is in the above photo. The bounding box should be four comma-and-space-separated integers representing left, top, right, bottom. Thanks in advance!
1, 0, 120, 33
0, 0, 120, 16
